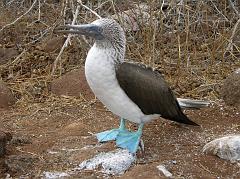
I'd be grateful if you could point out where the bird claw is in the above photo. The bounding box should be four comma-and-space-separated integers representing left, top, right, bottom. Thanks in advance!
96, 129, 120, 142
116, 130, 142, 153
96, 120, 144, 153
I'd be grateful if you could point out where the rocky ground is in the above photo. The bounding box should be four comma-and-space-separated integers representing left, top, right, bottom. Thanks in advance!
0, 69, 240, 178
0, 1, 240, 178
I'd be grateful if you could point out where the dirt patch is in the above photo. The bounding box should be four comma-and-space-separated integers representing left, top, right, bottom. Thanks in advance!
50, 68, 95, 100
0, 1, 240, 178
0, 130, 12, 157
0, 48, 19, 65
0, 101, 239, 178
0, 81, 16, 108
221, 68, 240, 107
40, 36, 67, 54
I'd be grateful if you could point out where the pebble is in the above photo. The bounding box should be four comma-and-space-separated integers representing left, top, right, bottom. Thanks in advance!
221, 68, 240, 107
50, 68, 94, 100
157, 164, 173, 178
0, 80, 16, 108
203, 135, 240, 163
0, 130, 12, 157
5, 154, 39, 173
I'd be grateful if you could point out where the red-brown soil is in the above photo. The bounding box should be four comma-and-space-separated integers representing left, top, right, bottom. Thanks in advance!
0, 84, 239, 178
0, 1, 240, 178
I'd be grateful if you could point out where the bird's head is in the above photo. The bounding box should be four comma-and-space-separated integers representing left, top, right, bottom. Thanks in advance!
55, 18, 126, 49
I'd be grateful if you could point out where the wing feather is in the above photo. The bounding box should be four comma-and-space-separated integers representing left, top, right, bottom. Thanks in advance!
116, 62, 198, 125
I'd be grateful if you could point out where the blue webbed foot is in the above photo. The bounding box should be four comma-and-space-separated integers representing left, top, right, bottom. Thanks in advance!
96, 128, 120, 142
96, 118, 128, 142
116, 123, 144, 153
116, 131, 141, 153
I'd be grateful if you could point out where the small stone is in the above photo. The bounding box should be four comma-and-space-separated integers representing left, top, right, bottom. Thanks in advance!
0, 48, 18, 65
5, 154, 39, 173
10, 136, 31, 146
42, 36, 66, 53
157, 165, 173, 178
50, 68, 94, 100
221, 68, 240, 107
0, 80, 16, 108
0, 131, 12, 157
42, 171, 70, 178
203, 135, 240, 163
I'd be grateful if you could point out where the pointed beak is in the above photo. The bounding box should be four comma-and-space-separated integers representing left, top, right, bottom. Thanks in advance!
54, 24, 103, 39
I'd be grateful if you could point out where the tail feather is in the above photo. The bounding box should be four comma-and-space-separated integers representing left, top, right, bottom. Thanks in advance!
177, 98, 210, 109
172, 112, 199, 126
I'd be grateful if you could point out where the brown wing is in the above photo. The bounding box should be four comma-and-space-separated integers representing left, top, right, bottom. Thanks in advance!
116, 62, 198, 125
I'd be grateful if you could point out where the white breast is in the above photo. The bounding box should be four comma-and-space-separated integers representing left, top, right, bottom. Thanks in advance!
85, 45, 159, 124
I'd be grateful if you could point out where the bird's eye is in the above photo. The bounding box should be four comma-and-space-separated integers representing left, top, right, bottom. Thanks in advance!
89, 26, 102, 34
96, 26, 103, 34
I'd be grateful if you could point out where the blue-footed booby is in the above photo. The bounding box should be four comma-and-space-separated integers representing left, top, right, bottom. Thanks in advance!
55, 18, 209, 153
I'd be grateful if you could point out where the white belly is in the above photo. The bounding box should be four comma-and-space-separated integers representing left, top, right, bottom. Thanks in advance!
85, 46, 159, 124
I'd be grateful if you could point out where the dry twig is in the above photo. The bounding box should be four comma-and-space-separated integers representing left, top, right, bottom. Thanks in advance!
0, 0, 38, 32
51, 4, 80, 75
210, 0, 229, 21
77, 0, 102, 19
224, 18, 240, 56
228, 0, 240, 18
51, 0, 102, 75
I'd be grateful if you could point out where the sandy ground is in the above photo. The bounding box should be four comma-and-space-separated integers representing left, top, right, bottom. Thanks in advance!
0, 2, 240, 178
0, 91, 239, 178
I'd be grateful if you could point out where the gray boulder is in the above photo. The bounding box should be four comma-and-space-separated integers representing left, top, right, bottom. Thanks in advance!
50, 68, 94, 100
0, 81, 15, 108
221, 68, 240, 107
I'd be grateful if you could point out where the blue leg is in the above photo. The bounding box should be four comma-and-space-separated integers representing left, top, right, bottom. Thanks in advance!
96, 118, 128, 142
116, 123, 144, 153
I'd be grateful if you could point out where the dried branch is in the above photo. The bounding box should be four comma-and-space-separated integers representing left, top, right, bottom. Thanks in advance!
210, 0, 229, 21
0, 0, 38, 32
37, 0, 41, 21
224, 18, 240, 56
51, 4, 81, 75
51, 0, 102, 75
6, 0, 16, 6
228, 0, 240, 18
77, 0, 102, 19
25, 29, 49, 46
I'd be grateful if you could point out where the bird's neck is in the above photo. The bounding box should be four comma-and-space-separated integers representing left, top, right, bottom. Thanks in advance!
94, 40, 126, 64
